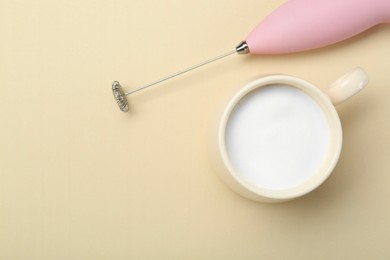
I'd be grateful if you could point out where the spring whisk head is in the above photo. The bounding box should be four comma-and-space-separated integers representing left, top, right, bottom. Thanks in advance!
112, 81, 129, 112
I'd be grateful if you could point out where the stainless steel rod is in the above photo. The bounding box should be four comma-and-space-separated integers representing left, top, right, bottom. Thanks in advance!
124, 50, 236, 96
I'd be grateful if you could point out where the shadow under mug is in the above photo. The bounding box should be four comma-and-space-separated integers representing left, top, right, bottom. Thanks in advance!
209, 67, 368, 202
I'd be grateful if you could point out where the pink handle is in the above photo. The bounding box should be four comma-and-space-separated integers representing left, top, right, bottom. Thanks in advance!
246, 0, 390, 54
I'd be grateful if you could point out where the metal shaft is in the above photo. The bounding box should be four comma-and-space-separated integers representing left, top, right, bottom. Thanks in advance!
112, 41, 249, 112
124, 50, 237, 96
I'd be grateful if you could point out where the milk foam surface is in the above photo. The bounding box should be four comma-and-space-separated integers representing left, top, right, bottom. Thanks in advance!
226, 84, 330, 190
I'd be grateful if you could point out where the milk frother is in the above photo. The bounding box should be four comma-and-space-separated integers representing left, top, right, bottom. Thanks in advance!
112, 0, 390, 112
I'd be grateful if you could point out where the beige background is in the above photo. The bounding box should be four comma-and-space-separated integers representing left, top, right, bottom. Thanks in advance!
1, 0, 390, 259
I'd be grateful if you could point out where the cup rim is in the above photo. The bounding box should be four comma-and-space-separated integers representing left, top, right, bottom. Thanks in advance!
217, 74, 343, 200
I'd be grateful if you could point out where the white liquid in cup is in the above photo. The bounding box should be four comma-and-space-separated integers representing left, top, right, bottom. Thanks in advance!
225, 84, 331, 190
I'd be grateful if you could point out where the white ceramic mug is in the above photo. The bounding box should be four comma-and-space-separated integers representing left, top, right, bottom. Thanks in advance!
209, 68, 368, 202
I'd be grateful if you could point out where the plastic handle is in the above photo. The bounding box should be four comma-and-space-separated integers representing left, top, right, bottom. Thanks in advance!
246, 0, 390, 54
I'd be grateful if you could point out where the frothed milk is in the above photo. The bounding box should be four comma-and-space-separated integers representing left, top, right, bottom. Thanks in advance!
226, 84, 331, 190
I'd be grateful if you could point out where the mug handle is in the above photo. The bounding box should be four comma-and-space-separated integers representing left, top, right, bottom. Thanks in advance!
325, 67, 369, 106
